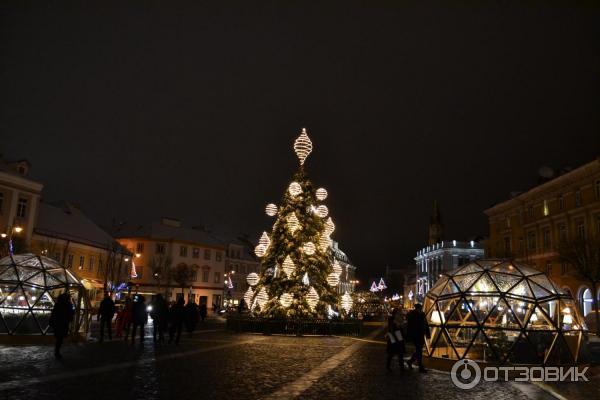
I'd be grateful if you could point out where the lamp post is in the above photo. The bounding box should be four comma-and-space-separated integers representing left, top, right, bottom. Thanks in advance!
1, 225, 23, 256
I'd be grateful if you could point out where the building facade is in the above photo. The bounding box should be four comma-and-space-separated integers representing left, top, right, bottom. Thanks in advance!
115, 218, 226, 308
484, 158, 600, 318
223, 240, 260, 308
331, 241, 358, 294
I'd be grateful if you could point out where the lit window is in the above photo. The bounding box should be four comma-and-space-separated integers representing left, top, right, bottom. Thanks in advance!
17, 198, 27, 218
543, 200, 549, 216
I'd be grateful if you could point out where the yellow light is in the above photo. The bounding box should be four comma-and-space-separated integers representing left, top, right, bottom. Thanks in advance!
244, 287, 254, 307
255, 245, 266, 257
324, 217, 335, 236
135, 253, 141, 258
256, 287, 269, 309
318, 234, 331, 252
332, 261, 342, 276
306, 286, 319, 311
282, 255, 295, 277
294, 128, 313, 165
303, 242, 316, 255
279, 293, 293, 308
0, 233, 6, 238
431, 311, 445, 324
563, 314, 573, 324
124, 257, 130, 262
288, 182, 302, 196
246, 272, 259, 286
326, 272, 340, 286
341, 292, 353, 313
13, 226, 23, 233
316, 205, 329, 218
530, 313, 538, 322
287, 213, 301, 234
265, 203, 278, 217
316, 188, 328, 201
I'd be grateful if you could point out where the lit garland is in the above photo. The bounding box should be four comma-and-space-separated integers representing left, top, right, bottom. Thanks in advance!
288, 182, 302, 196
324, 217, 335, 236
265, 203, 278, 217
316, 205, 329, 218
293, 128, 313, 165
332, 260, 342, 276
279, 293, 293, 308
341, 291, 353, 313
316, 188, 328, 200
287, 213, 301, 234
327, 272, 340, 286
246, 272, 259, 286
306, 287, 319, 310
303, 242, 316, 255
282, 255, 295, 277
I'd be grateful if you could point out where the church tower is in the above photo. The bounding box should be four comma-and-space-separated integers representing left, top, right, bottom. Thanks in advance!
428, 200, 443, 245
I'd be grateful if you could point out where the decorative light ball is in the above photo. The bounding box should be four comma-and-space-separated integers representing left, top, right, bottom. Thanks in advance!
279, 293, 293, 308
259, 231, 270, 248
318, 235, 331, 252
316, 205, 329, 218
341, 291, 353, 313
327, 272, 340, 286
287, 213, 301, 234
303, 242, 316, 255
324, 217, 335, 236
265, 203, 278, 217
332, 261, 342, 276
246, 272, 259, 286
294, 128, 313, 165
306, 286, 319, 310
288, 182, 302, 196
254, 245, 266, 258
282, 255, 295, 277
316, 188, 328, 200
244, 287, 254, 307
256, 287, 269, 308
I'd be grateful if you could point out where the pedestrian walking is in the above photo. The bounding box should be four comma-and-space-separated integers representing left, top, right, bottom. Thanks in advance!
130, 294, 148, 344
386, 308, 405, 371
120, 297, 133, 340
184, 300, 199, 336
199, 303, 207, 322
168, 297, 185, 344
150, 294, 168, 343
406, 303, 430, 373
98, 293, 116, 342
49, 292, 74, 359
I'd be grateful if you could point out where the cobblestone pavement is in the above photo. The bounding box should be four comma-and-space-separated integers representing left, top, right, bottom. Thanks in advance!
0, 321, 568, 400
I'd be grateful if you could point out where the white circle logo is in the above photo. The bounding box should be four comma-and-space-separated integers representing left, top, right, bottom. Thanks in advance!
450, 359, 481, 390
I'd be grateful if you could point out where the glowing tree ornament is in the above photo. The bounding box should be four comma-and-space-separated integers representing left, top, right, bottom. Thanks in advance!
324, 217, 335, 236
318, 235, 332, 252
246, 272, 259, 286
341, 292, 353, 313
370, 281, 379, 293
259, 231, 270, 248
256, 287, 269, 308
287, 213, 301, 234
327, 273, 340, 286
265, 203, 278, 217
288, 182, 302, 196
316, 205, 329, 218
279, 293, 293, 308
255, 245, 266, 258
282, 255, 295, 277
244, 287, 254, 307
332, 260, 342, 276
316, 188, 328, 200
378, 278, 387, 291
306, 287, 319, 310
294, 128, 313, 165
303, 242, 316, 255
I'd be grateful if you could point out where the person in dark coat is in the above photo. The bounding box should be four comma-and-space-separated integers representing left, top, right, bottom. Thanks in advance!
121, 297, 133, 340
98, 293, 116, 342
49, 292, 74, 359
150, 294, 168, 343
131, 294, 148, 344
386, 308, 406, 371
199, 303, 208, 322
168, 297, 185, 344
406, 303, 430, 372
184, 300, 199, 336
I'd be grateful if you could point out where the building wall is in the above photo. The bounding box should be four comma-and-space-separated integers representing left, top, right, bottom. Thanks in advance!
485, 159, 600, 317
224, 243, 260, 307
118, 237, 226, 307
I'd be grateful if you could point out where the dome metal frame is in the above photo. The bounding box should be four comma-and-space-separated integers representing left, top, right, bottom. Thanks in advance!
0, 253, 91, 336
424, 259, 586, 365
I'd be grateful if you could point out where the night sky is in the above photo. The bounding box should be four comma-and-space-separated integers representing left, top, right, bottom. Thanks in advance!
2, 2, 599, 280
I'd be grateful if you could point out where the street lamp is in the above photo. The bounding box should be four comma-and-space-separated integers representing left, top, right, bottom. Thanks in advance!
1, 225, 23, 256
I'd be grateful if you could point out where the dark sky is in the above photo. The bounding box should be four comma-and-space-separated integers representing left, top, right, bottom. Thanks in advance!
1, 2, 599, 280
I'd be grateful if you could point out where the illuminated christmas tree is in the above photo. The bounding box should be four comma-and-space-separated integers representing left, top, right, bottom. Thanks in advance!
246, 128, 346, 318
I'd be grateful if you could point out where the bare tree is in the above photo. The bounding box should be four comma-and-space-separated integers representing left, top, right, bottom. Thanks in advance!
150, 255, 173, 296
558, 235, 600, 335
171, 263, 195, 296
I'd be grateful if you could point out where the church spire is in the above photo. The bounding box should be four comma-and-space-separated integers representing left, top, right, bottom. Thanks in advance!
428, 200, 443, 245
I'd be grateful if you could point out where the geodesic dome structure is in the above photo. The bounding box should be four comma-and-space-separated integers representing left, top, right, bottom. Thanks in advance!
0, 254, 90, 336
424, 259, 586, 365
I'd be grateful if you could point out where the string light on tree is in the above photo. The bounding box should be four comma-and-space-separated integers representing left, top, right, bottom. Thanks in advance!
318, 235, 332, 252
293, 128, 313, 165
259, 231, 270, 248
327, 273, 340, 286
316, 205, 329, 218
324, 217, 335, 236
244, 287, 254, 307
282, 255, 295, 277
246, 272, 259, 286
287, 213, 301, 234
306, 287, 319, 311
255, 245, 266, 257
256, 287, 269, 309
279, 293, 293, 308
316, 188, 328, 200
332, 260, 342, 276
288, 182, 302, 196
341, 292, 353, 313
265, 203, 278, 217
303, 242, 316, 255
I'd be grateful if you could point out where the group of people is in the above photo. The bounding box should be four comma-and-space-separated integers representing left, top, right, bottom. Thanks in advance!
386, 303, 430, 373
97, 293, 209, 346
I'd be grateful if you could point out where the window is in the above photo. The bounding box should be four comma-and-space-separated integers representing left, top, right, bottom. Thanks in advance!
542, 229, 551, 249
518, 237, 524, 255
17, 198, 27, 218
216, 251, 222, 262
545, 261, 552, 276
180, 245, 188, 257
78, 256, 85, 270
528, 206, 534, 219
558, 195, 565, 210
136, 243, 144, 254
88, 256, 95, 271
527, 231, 537, 251
543, 200, 549, 217
576, 220, 585, 239
558, 223, 568, 243
191, 270, 198, 282
67, 254, 73, 268
503, 237, 511, 255
575, 190, 582, 207
155, 243, 166, 254
561, 263, 568, 276
596, 180, 600, 200
204, 249, 211, 260
505, 216, 511, 228
202, 270, 209, 282
192, 248, 200, 258
214, 272, 220, 283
